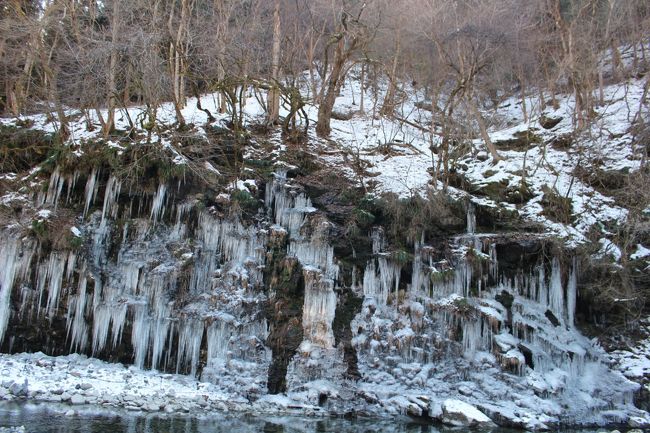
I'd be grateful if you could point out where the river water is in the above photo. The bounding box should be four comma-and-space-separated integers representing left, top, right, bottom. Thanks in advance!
0, 401, 452, 433
0, 401, 617, 433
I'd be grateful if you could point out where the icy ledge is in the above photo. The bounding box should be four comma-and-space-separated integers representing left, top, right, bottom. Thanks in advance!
1, 352, 649, 431
0, 353, 333, 418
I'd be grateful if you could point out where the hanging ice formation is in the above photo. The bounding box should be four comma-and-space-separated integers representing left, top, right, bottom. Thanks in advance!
265, 172, 339, 350
0, 167, 270, 381
0, 161, 643, 425
349, 202, 638, 422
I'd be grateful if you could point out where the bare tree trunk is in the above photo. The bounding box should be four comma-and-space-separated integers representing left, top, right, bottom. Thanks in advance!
266, 0, 281, 125
104, 0, 121, 136
316, 38, 347, 137
380, 31, 401, 116
359, 62, 365, 113
466, 96, 502, 162
168, 0, 189, 126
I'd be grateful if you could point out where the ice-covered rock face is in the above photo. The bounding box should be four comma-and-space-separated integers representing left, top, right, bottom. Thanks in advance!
0, 167, 647, 428
1, 168, 271, 397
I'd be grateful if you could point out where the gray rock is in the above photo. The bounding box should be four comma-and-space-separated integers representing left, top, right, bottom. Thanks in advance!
79, 383, 93, 391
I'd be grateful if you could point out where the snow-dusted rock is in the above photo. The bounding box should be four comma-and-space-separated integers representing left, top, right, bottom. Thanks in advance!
629, 417, 650, 428
441, 399, 495, 428
70, 393, 86, 405
0, 426, 26, 433
428, 401, 443, 420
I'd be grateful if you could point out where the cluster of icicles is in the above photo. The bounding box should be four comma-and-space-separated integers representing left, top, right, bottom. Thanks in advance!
0, 169, 343, 376
0, 169, 591, 386
1, 168, 268, 375
356, 204, 584, 382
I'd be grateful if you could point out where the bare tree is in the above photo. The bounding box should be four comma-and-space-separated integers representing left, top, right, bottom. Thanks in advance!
315, 1, 374, 137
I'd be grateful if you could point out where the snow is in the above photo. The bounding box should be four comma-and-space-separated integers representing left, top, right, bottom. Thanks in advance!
610, 319, 650, 379
442, 399, 493, 427
0, 61, 643, 248
36, 210, 51, 220
0, 352, 235, 413
598, 238, 622, 262
631, 244, 650, 260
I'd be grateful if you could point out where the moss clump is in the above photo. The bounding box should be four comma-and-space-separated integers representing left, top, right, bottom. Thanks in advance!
391, 249, 412, 265
0, 124, 58, 172
453, 297, 474, 315
540, 185, 574, 224
539, 114, 562, 129
352, 208, 375, 229
230, 189, 260, 214
376, 191, 465, 246
68, 234, 84, 250
494, 130, 542, 151
31, 219, 47, 239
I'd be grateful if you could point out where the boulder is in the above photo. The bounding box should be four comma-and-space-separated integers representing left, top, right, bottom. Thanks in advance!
442, 399, 495, 428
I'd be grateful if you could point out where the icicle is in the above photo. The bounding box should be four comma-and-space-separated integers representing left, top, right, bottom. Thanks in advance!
0, 239, 34, 344
548, 258, 564, 322
411, 241, 425, 296
35, 253, 67, 320
131, 306, 152, 368
191, 212, 267, 293
176, 319, 204, 376
150, 183, 168, 224
288, 241, 338, 280
363, 261, 382, 302
61, 170, 79, 205
537, 265, 548, 307
567, 259, 577, 327
489, 242, 498, 280
265, 171, 316, 239
171, 201, 193, 240
430, 259, 472, 299
362, 258, 401, 305
371, 227, 385, 255
101, 176, 122, 223
40, 167, 66, 210
466, 203, 476, 235
66, 269, 89, 352
206, 321, 231, 367
302, 269, 337, 348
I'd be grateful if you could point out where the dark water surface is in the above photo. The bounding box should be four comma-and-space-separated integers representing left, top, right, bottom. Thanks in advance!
0, 401, 447, 433
0, 402, 607, 433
